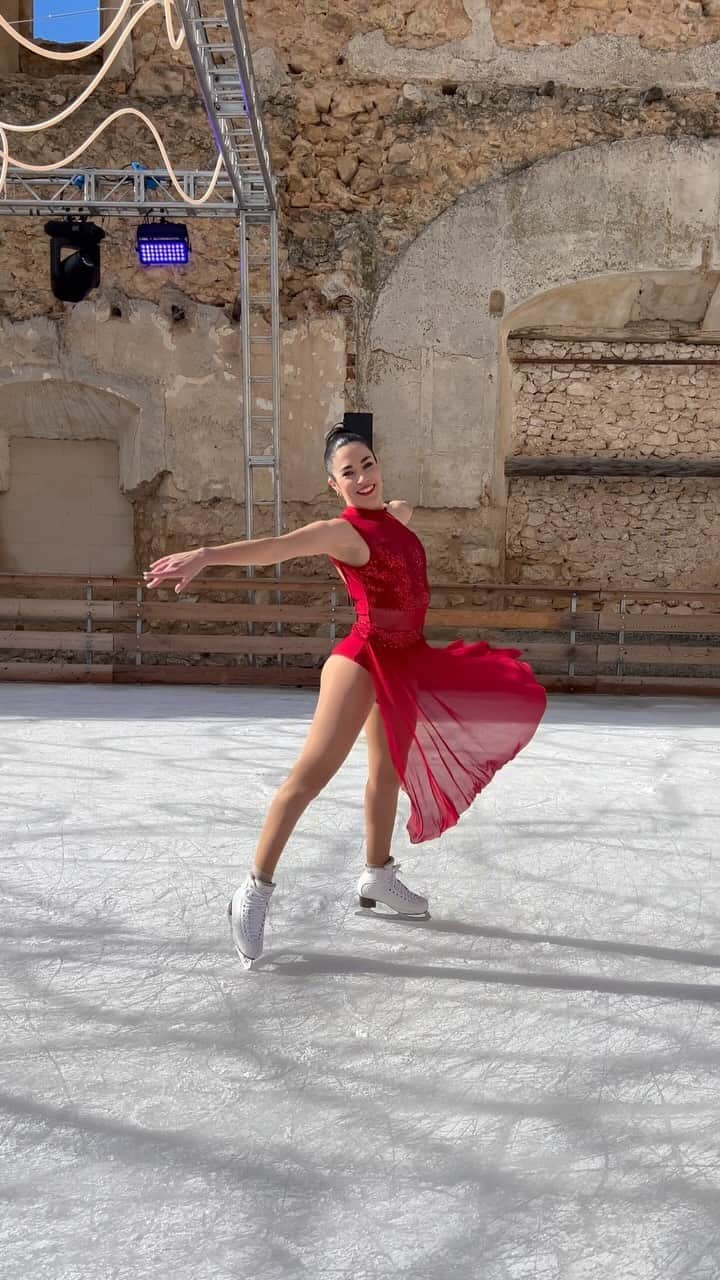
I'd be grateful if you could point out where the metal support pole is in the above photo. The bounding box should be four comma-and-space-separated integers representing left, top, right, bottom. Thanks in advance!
270, 210, 282, 548
239, 213, 255, 668
85, 581, 93, 666
616, 597, 626, 679
270, 210, 284, 668
240, 209, 283, 671
135, 583, 143, 666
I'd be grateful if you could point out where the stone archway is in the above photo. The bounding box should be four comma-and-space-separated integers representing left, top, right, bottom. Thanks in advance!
365, 135, 720, 516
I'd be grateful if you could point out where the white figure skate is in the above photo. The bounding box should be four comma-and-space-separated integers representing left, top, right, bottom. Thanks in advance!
228, 875, 275, 969
357, 857, 429, 918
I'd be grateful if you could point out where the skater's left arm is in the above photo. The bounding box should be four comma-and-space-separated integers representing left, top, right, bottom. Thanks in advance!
386, 500, 413, 526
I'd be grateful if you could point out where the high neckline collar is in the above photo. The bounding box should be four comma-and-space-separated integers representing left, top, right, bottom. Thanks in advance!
345, 504, 387, 520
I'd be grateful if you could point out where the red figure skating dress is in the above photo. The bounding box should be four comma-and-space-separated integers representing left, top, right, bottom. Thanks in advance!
328, 504, 546, 843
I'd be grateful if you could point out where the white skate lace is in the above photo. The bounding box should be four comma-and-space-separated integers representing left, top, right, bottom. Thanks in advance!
393, 866, 412, 901
382, 862, 418, 903
242, 885, 270, 936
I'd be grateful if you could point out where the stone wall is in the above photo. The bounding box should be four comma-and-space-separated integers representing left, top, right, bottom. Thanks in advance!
509, 337, 720, 458
2, 2, 720, 583
505, 477, 720, 587
506, 336, 720, 586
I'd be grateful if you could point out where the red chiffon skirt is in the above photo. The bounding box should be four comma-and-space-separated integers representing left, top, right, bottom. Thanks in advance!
332, 627, 547, 843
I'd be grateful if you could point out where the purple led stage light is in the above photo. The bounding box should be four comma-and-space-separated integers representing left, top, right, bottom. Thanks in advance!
136, 222, 190, 267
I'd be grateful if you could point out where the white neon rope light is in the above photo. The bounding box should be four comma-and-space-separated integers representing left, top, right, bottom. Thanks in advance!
2, 2, 164, 133
0, 0, 227, 207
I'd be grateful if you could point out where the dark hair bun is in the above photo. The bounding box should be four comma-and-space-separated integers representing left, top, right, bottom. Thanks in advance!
323, 422, 376, 475
324, 422, 346, 443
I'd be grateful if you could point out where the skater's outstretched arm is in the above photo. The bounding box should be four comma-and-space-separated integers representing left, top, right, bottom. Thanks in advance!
144, 519, 361, 593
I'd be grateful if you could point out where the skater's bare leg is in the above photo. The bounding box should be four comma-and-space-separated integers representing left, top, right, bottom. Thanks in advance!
251, 656, 375, 881
363, 704, 400, 868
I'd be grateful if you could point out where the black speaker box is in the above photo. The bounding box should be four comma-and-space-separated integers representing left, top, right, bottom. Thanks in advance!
342, 412, 373, 448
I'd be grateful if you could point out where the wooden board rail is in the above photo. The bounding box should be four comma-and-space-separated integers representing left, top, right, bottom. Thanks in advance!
3, 631, 719, 668
2, 571, 719, 602
3, 599, 720, 634
505, 456, 720, 478
1, 572, 719, 695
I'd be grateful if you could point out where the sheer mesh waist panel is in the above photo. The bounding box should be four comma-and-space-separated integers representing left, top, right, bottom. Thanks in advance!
352, 606, 427, 647
355, 606, 427, 633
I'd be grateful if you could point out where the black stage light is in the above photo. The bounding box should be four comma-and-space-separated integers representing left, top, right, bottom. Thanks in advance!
343, 411, 373, 448
44, 219, 105, 303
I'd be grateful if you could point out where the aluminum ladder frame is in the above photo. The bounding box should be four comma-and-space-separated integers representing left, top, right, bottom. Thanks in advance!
174, 0, 283, 651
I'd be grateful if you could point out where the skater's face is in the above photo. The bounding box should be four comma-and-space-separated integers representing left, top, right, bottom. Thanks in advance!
329, 443, 383, 509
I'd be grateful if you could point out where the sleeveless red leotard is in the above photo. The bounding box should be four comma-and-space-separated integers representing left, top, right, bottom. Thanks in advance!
328, 504, 546, 844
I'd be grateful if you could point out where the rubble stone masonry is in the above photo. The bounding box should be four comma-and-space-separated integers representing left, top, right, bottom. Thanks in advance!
506, 337, 720, 586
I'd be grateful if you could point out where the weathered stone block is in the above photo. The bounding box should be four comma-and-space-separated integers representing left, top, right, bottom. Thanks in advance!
387, 141, 414, 165
336, 154, 360, 186
330, 86, 369, 118
351, 165, 382, 194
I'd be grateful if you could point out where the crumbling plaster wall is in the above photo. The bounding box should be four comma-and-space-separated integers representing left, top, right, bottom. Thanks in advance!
0, 304, 345, 570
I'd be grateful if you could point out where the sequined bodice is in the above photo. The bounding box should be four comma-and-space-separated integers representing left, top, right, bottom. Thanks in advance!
328, 505, 430, 648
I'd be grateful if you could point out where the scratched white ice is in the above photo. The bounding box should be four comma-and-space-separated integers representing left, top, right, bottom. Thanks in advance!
1, 683, 719, 1280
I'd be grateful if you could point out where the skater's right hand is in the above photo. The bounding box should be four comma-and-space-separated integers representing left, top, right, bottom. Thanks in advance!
143, 548, 208, 593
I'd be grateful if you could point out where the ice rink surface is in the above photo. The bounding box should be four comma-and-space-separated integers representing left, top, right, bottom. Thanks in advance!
1, 682, 719, 1280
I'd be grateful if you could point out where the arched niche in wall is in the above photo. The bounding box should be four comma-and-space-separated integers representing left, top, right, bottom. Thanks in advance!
0, 379, 141, 575
500, 272, 720, 588
500, 268, 720, 463
364, 135, 720, 516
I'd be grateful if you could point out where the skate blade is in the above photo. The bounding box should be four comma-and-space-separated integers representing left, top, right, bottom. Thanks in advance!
231, 936, 259, 970
355, 906, 431, 922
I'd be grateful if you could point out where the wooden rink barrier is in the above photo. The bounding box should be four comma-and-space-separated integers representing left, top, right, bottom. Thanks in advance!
0, 572, 719, 695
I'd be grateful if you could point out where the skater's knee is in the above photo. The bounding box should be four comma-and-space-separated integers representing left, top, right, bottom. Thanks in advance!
283, 765, 329, 803
366, 762, 399, 792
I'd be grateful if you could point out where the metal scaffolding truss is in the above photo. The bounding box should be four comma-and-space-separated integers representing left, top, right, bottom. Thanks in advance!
0, 168, 237, 218
0, 0, 282, 609
174, 0, 276, 214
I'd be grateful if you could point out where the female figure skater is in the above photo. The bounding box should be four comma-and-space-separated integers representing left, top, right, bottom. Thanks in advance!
145, 425, 546, 967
